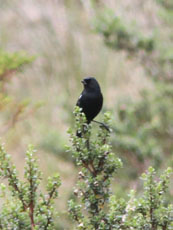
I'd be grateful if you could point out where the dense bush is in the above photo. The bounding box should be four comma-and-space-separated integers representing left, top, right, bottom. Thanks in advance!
0, 144, 61, 230
0, 109, 172, 229
67, 109, 172, 229
68, 108, 122, 229
112, 83, 173, 177
93, 8, 154, 54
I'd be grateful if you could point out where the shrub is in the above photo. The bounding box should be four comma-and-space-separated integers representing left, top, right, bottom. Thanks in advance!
67, 108, 172, 229
0, 144, 61, 230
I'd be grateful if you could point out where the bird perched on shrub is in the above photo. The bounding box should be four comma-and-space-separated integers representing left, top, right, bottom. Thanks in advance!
76, 77, 103, 137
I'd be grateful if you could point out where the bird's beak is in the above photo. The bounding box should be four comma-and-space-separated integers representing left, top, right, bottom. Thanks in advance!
81, 80, 87, 85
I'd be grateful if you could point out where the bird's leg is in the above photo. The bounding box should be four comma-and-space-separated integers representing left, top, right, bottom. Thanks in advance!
92, 120, 110, 132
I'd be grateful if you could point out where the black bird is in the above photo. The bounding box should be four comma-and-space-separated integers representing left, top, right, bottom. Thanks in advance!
76, 77, 103, 137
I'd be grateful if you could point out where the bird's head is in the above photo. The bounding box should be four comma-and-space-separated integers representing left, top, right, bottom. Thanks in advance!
81, 77, 101, 92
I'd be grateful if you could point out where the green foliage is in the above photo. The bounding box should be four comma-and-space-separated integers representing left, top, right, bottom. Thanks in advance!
0, 144, 61, 230
112, 82, 173, 176
93, 8, 154, 53
93, 4, 173, 193
0, 50, 40, 133
67, 108, 172, 229
0, 109, 172, 229
93, 6, 173, 82
109, 167, 172, 230
0, 50, 35, 82
154, 0, 173, 82
156, 0, 173, 10
68, 107, 122, 229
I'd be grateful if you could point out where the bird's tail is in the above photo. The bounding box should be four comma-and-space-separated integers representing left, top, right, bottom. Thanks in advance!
76, 130, 82, 137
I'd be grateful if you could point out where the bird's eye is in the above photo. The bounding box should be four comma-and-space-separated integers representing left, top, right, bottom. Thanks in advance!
85, 78, 91, 84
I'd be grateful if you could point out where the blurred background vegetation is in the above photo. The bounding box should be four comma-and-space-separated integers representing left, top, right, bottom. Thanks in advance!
0, 0, 172, 229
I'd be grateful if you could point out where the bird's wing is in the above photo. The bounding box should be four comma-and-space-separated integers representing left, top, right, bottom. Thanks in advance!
76, 94, 83, 106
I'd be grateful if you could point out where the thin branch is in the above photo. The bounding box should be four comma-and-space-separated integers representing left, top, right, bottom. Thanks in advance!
29, 167, 36, 229
6, 168, 27, 211
43, 185, 58, 230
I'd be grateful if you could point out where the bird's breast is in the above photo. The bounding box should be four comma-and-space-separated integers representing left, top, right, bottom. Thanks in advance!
80, 91, 103, 122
